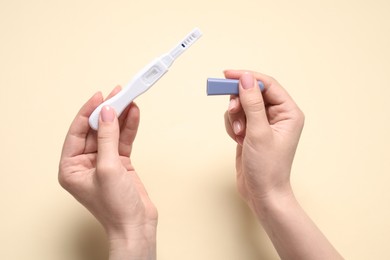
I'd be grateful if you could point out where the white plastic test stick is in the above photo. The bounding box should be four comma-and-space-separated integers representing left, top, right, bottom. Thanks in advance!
89, 28, 202, 130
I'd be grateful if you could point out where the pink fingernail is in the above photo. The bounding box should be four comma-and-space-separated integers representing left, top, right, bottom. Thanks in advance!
101, 106, 115, 122
228, 98, 237, 111
233, 121, 242, 135
240, 72, 254, 89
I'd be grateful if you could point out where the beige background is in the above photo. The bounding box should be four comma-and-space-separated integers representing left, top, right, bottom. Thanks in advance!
1, 0, 389, 259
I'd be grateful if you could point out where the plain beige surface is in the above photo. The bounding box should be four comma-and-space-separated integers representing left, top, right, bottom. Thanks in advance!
1, 0, 389, 259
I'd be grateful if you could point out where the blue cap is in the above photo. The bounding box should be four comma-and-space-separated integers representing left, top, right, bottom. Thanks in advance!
207, 78, 264, 95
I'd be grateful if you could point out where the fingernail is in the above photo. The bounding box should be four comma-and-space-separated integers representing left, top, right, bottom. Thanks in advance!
233, 120, 242, 135
101, 106, 115, 122
240, 72, 254, 89
228, 98, 237, 111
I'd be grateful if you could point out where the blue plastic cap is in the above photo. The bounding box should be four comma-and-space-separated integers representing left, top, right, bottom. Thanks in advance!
207, 78, 264, 95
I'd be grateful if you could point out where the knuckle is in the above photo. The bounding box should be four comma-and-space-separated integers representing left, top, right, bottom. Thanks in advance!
97, 131, 111, 143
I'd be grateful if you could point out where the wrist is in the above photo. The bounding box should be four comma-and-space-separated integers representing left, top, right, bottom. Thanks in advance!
107, 223, 157, 260
250, 183, 296, 221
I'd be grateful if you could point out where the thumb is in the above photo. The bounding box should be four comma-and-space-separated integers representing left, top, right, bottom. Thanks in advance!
97, 106, 121, 170
238, 73, 269, 134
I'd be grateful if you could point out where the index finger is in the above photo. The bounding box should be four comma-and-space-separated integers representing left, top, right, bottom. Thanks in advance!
224, 69, 296, 107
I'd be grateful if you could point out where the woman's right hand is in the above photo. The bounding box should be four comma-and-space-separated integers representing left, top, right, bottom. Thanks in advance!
224, 70, 305, 216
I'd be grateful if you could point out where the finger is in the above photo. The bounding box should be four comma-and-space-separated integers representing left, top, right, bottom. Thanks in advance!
118, 104, 131, 128
224, 96, 246, 145
105, 85, 122, 101
104, 85, 131, 128
228, 96, 246, 136
224, 69, 273, 86
224, 111, 245, 146
236, 72, 270, 136
119, 102, 140, 157
61, 92, 103, 158
84, 85, 123, 152
224, 69, 296, 107
226, 69, 303, 129
224, 110, 235, 140
97, 106, 121, 175
228, 95, 241, 113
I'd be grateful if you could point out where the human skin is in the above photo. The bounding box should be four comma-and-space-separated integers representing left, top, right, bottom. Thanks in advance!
58, 70, 343, 260
58, 87, 157, 260
224, 70, 343, 260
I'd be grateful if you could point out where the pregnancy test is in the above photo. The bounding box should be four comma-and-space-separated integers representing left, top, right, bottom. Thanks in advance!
89, 28, 202, 130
